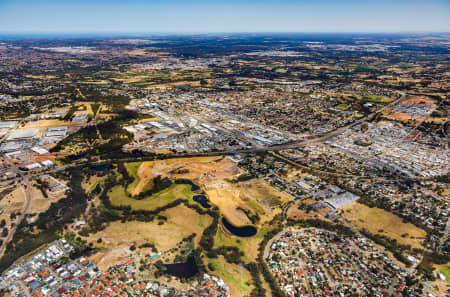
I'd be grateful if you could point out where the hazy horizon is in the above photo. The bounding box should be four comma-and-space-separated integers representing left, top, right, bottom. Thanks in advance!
0, 0, 449, 34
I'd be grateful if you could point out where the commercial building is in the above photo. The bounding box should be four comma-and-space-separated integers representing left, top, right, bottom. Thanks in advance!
45, 126, 67, 137
324, 192, 360, 209
6, 128, 38, 141
0, 121, 18, 129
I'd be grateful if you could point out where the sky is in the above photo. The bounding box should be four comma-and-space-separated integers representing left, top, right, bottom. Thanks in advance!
0, 0, 449, 34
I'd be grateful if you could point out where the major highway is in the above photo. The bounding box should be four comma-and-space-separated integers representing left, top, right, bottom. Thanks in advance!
0, 92, 411, 256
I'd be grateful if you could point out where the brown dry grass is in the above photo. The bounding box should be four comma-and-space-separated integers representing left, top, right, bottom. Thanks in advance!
130, 156, 239, 196
0, 186, 25, 214
207, 255, 253, 297
206, 184, 251, 226
89, 246, 131, 271
82, 175, 105, 192
28, 185, 65, 214
87, 205, 212, 269
340, 202, 426, 249
88, 220, 192, 269
129, 156, 291, 228
287, 200, 323, 221
284, 169, 308, 182
206, 179, 292, 227
160, 204, 213, 246
23, 119, 67, 129
426, 117, 448, 124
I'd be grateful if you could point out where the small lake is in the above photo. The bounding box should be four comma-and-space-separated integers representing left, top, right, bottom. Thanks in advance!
193, 195, 211, 208
91, 164, 113, 171
174, 179, 200, 191
164, 256, 198, 278
222, 217, 257, 237
68, 153, 87, 160
174, 85, 191, 90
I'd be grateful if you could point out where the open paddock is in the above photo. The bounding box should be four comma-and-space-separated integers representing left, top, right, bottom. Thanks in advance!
340, 202, 426, 249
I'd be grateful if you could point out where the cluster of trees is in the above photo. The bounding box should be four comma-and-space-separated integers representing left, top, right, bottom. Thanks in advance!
286, 218, 356, 237
63, 104, 78, 121
35, 179, 49, 198
118, 161, 173, 200
132, 176, 172, 200
52, 109, 136, 158
91, 103, 101, 116
207, 246, 243, 264
255, 216, 286, 297
237, 206, 260, 224
84, 172, 217, 236
64, 232, 97, 260
245, 262, 266, 297
0, 168, 88, 273
416, 250, 450, 281
198, 213, 219, 252
230, 173, 255, 183
359, 229, 412, 266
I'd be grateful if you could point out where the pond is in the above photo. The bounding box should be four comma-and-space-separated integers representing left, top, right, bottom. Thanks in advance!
174, 85, 191, 90
222, 217, 257, 237
174, 179, 200, 191
193, 195, 211, 208
91, 164, 113, 171
68, 153, 87, 160
164, 256, 198, 278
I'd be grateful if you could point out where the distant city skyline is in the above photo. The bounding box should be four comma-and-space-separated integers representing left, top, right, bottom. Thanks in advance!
0, 0, 449, 34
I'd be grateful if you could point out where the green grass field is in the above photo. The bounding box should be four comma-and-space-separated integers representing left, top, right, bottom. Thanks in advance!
214, 223, 273, 262
362, 95, 395, 103
207, 256, 252, 297
88, 172, 118, 193
109, 183, 195, 211
244, 199, 266, 216
124, 162, 142, 193
336, 103, 350, 110
440, 265, 450, 283
124, 161, 141, 177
